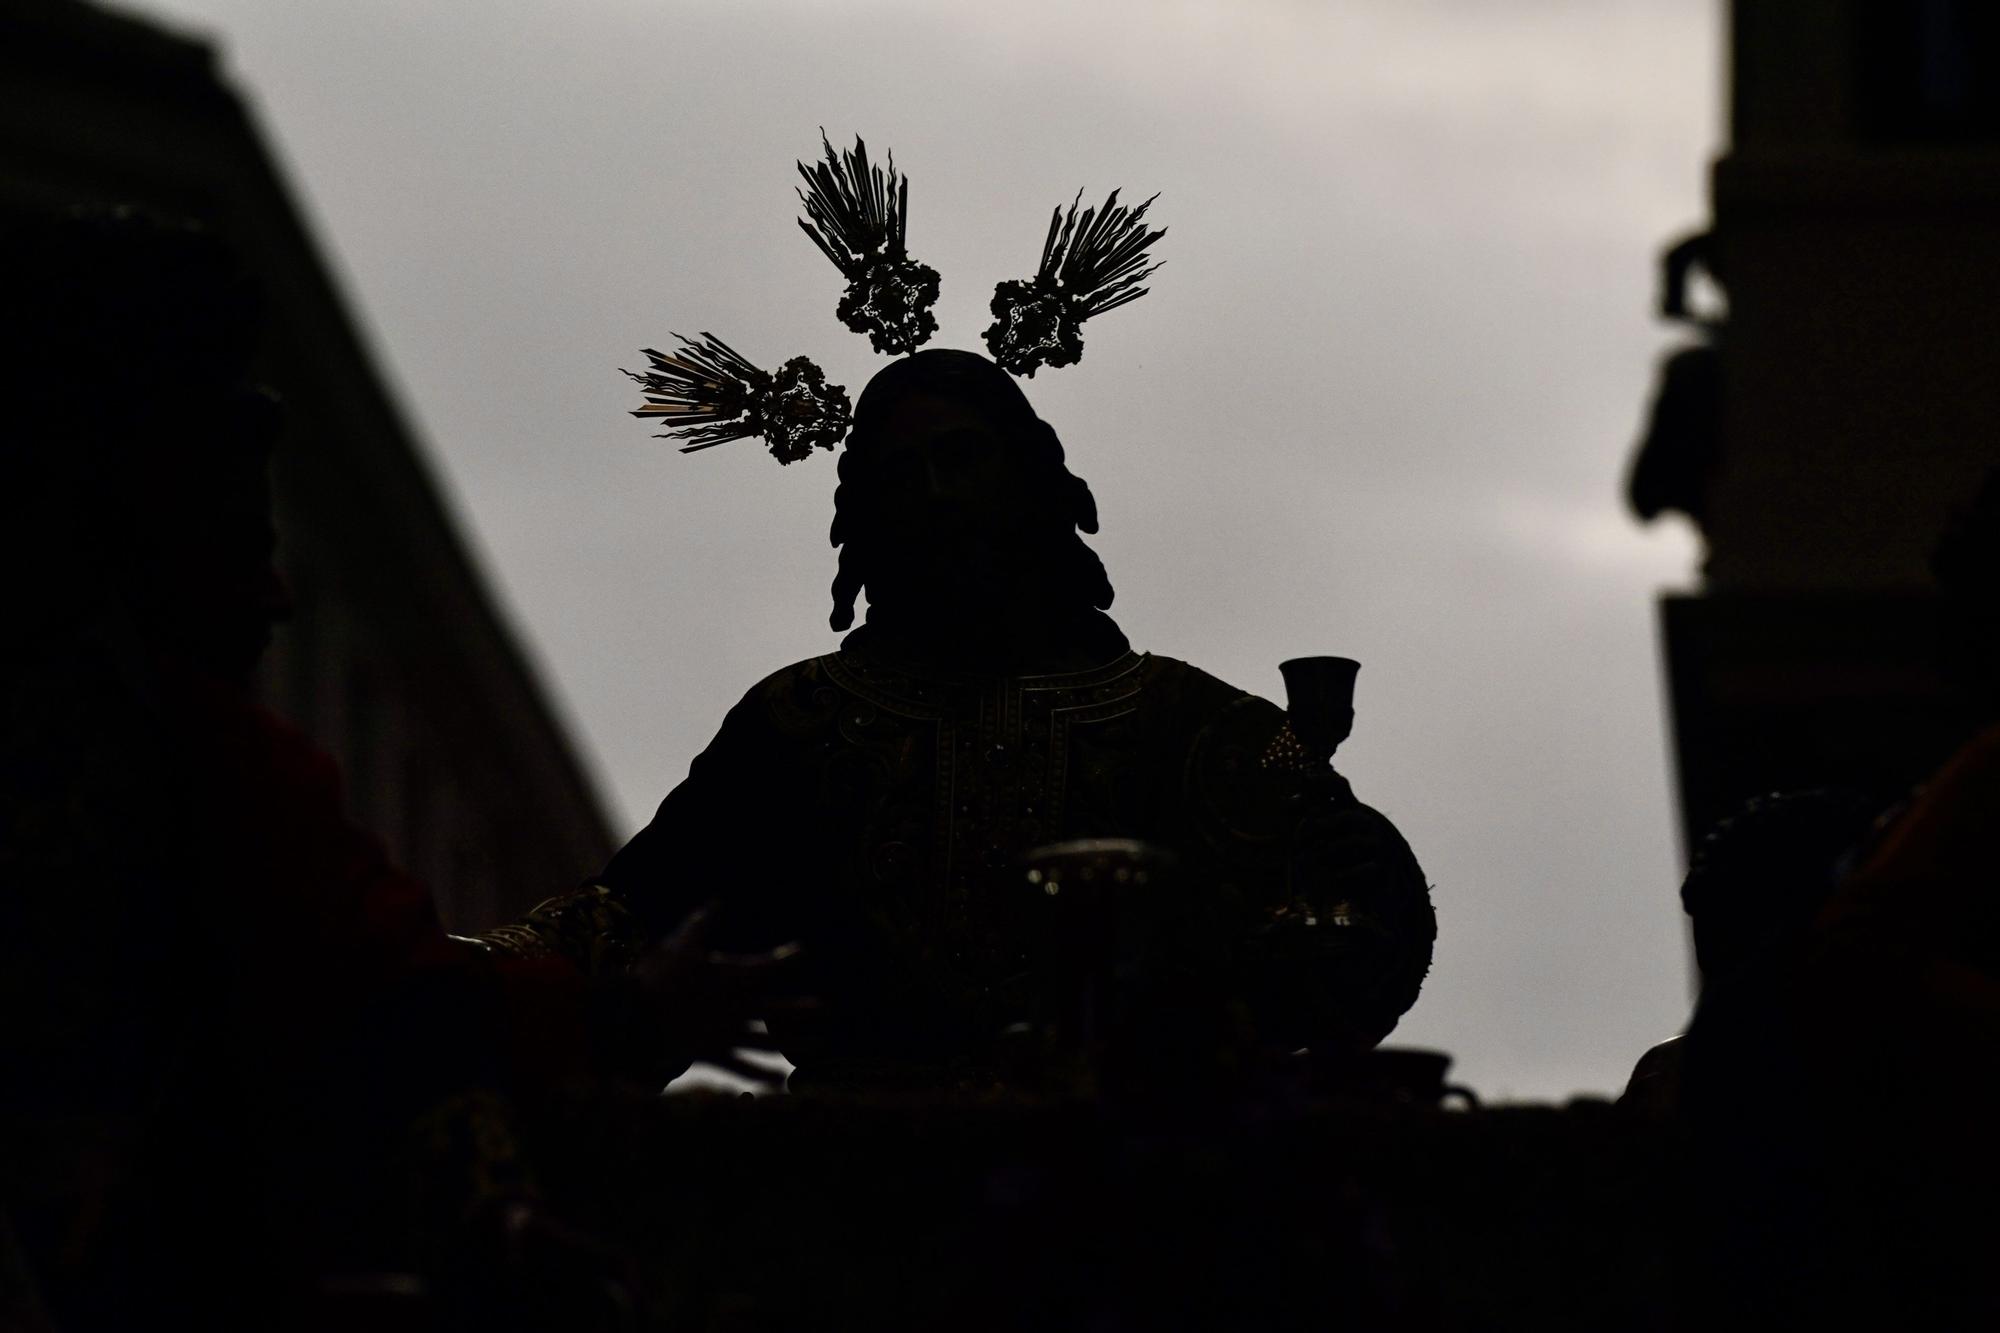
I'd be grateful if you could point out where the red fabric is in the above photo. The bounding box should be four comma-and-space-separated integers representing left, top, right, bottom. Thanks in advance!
1832, 725, 2000, 903
167, 660, 594, 1088
1811, 724, 2000, 1041
1796, 732, 2000, 1321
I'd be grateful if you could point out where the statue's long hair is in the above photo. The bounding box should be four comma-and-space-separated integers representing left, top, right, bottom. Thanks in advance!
827, 349, 1113, 631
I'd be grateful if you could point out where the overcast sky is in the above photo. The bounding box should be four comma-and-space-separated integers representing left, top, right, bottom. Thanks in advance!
130, 0, 1718, 1100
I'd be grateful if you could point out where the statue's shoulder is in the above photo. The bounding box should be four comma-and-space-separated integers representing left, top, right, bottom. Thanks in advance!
720, 654, 855, 741
1136, 655, 1301, 859
750, 653, 839, 694
723, 649, 970, 743
1137, 653, 1284, 735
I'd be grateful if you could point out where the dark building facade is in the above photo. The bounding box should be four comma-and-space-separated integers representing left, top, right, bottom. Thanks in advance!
1639, 0, 2000, 852
0, 0, 615, 929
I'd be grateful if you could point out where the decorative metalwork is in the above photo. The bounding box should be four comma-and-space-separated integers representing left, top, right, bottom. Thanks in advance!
984, 189, 1166, 377
796, 132, 940, 355
463, 882, 649, 974
624, 332, 851, 465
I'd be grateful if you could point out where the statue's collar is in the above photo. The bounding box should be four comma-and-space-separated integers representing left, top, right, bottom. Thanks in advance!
838, 608, 1133, 682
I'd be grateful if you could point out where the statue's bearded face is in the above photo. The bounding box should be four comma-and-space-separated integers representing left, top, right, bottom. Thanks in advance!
866, 392, 1035, 578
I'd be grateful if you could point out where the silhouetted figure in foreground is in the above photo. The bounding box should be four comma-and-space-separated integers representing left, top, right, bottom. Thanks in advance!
1619, 789, 1877, 1327
0, 208, 783, 1328
483, 349, 1437, 1092
1620, 788, 1878, 1120
1645, 474, 2000, 1325
1790, 470, 2000, 1324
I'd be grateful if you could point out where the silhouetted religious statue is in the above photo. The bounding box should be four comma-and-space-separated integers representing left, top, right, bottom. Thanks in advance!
479, 348, 1437, 1090
471, 137, 1436, 1092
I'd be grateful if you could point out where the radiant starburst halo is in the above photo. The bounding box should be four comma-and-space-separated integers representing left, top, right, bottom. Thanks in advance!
622, 136, 1165, 466
623, 333, 851, 465
796, 132, 940, 356
984, 189, 1166, 378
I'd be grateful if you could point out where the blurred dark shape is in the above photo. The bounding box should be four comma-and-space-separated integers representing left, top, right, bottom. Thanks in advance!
0, 204, 279, 673
1643, 472, 2000, 1324
1657, 229, 1727, 329
0, 202, 421, 1325
1627, 231, 1725, 528
486, 348, 1436, 1094
1931, 467, 2000, 721
0, 0, 613, 932
1619, 787, 1878, 1124
1642, 0, 2000, 876
0, 198, 788, 1330
0, 6, 660, 1322
1851, 1, 2000, 143
1768, 471, 2000, 1325
1678, 788, 1881, 987
1620, 787, 1879, 1115
1797, 721, 2000, 1326
1604, 788, 1879, 1326
1626, 344, 1721, 528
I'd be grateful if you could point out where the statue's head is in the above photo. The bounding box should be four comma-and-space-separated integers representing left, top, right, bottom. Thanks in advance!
827, 349, 1111, 631
1, 207, 288, 678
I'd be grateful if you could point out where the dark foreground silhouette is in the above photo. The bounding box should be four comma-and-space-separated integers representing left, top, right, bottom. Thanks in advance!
0, 208, 786, 1329
1620, 471, 2000, 1327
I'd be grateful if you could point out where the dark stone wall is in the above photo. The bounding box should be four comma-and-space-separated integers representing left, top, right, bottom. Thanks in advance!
0, 1, 615, 927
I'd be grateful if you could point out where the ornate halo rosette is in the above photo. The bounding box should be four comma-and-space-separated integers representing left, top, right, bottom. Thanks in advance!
625, 333, 850, 465
984, 189, 1165, 378
795, 132, 940, 356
